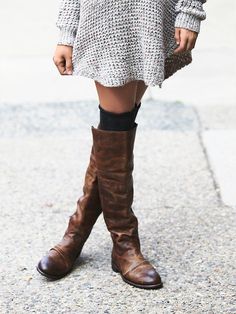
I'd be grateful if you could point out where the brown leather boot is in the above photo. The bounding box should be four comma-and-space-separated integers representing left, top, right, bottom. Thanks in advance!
91, 123, 163, 289
36, 144, 102, 279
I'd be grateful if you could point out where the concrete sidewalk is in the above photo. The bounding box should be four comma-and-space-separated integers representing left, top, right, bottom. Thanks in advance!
0, 100, 235, 313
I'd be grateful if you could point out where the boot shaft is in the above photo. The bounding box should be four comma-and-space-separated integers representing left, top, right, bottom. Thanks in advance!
91, 123, 141, 255
91, 122, 137, 172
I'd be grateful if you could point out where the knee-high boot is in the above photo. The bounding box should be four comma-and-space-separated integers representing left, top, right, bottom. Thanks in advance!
36, 144, 102, 279
91, 122, 163, 289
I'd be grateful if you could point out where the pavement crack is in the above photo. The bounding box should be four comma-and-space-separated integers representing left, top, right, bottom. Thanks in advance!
192, 105, 223, 207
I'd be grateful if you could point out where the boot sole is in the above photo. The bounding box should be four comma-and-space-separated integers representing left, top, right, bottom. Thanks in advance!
36, 265, 72, 280
112, 262, 163, 290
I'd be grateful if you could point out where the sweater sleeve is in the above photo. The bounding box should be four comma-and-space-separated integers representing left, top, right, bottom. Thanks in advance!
174, 0, 207, 33
56, 0, 80, 46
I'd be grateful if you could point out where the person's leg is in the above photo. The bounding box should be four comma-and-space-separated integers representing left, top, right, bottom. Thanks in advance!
95, 80, 140, 131
95, 80, 147, 131
92, 80, 163, 289
135, 80, 148, 106
37, 124, 103, 279
95, 78, 150, 113
37, 145, 103, 279
36, 80, 147, 280
95, 80, 138, 113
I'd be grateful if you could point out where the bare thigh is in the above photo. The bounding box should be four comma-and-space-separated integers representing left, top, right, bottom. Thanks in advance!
94, 80, 148, 113
136, 80, 148, 105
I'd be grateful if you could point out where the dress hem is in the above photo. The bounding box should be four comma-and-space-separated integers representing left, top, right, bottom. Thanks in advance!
72, 66, 164, 88
72, 58, 192, 88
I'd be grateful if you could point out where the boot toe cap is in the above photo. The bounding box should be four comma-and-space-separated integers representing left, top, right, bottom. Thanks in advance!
37, 250, 68, 279
124, 263, 163, 288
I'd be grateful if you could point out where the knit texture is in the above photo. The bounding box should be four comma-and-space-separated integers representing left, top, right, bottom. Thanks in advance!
56, 0, 207, 88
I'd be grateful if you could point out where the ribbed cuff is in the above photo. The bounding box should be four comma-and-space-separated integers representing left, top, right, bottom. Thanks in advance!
57, 27, 77, 46
175, 12, 201, 33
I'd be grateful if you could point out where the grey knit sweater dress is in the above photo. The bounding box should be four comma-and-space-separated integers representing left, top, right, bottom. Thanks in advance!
56, 0, 207, 88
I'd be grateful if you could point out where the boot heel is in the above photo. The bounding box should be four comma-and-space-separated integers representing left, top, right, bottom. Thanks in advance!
111, 262, 120, 273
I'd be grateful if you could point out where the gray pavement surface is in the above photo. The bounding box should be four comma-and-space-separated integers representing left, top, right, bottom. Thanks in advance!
1, 100, 235, 313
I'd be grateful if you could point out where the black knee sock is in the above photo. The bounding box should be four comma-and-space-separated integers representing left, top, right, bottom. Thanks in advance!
98, 102, 141, 131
